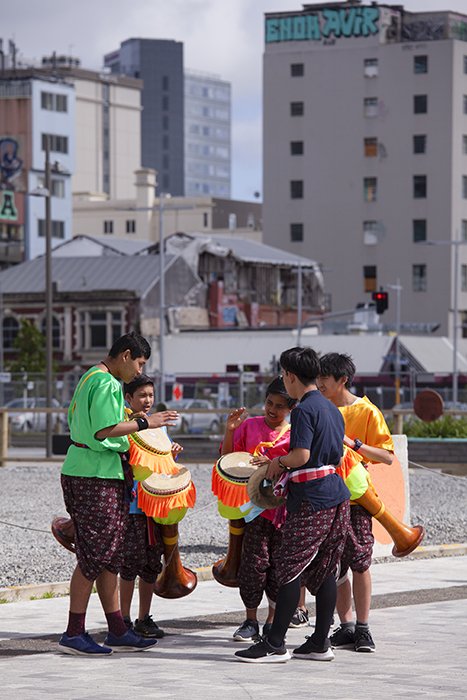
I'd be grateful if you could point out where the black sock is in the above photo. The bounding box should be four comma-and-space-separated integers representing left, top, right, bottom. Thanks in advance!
267, 577, 300, 647
310, 574, 337, 649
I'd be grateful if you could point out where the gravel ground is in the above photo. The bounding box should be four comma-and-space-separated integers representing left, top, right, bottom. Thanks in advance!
0, 463, 466, 588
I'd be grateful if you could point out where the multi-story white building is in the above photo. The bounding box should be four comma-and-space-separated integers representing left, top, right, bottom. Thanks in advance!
263, 2, 467, 337
184, 70, 231, 197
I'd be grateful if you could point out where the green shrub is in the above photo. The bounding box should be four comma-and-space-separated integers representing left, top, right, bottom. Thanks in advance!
400, 415, 467, 438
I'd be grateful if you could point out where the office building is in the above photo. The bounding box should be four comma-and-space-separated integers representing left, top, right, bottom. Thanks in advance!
263, 2, 467, 337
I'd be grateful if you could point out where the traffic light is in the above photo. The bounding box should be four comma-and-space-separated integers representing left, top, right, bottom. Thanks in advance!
372, 289, 389, 314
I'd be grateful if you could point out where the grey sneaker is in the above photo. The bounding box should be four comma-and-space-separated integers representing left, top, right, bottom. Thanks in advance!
134, 614, 165, 639
233, 619, 260, 642
354, 626, 375, 653
289, 608, 309, 628
330, 625, 355, 649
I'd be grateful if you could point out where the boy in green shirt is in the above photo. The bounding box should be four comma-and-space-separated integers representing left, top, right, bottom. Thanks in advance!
59, 332, 179, 656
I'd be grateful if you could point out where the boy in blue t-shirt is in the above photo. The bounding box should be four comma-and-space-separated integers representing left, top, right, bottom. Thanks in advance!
235, 346, 350, 664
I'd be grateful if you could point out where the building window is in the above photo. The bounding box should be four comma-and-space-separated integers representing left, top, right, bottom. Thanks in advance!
290, 63, 304, 77
162, 75, 169, 90
414, 55, 428, 74
462, 265, 467, 292
203, 212, 209, 228
464, 96, 467, 115
413, 264, 427, 292
463, 136, 467, 155
40, 315, 61, 348
413, 175, 427, 198
162, 95, 169, 111
363, 266, 377, 293
290, 223, 303, 242
364, 58, 378, 77
125, 219, 136, 234
463, 176, 467, 199
364, 177, 377, 202
38, 219, 65, 239
37, 177, 65, 198
464, 56, 467, 74
79, 310, 124, 350
103, 220, 114, 234
41, 91, 68, 112
363, 220, 379, 245
364, 137, 378, 157
41, 133, 68, 153
414, 95, 428, 114
162, 115, 169, 130
290, 141, 304, 156
290, 101, 304, 117
462, 219, 467, 241
3, 316, 19, 349
290, 180, 303, 199
413, 135, 426, 154
364, 97, 378, 117
413, 219, 427, 242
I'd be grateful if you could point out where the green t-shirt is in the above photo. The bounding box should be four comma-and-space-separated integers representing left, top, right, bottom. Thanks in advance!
61, 367, 129, 479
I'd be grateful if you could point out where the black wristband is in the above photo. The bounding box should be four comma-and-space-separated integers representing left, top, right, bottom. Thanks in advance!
353, 438, 363, 452
136, 416, 149, 432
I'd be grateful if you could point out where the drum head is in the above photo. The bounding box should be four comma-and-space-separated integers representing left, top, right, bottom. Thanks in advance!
142, 467, 192, 496
247, 464, 284, 510
217, 451, 256, 481
131, 426, 173, 455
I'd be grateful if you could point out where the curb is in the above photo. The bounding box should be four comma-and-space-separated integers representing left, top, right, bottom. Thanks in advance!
1, 543, 466, 604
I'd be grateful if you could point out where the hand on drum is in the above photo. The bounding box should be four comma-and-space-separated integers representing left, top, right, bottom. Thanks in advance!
225, 407, 248, 432
171, 441, 183, 457
266, 457, 284, 481
250, 454, 270, 468
147, 410, 179, 429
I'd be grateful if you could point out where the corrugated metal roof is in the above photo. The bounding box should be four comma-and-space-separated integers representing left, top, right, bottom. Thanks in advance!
176, 233, 321, 269
400, 335, 467, 373
52, 235, 152, 257
0, 255, 170, 296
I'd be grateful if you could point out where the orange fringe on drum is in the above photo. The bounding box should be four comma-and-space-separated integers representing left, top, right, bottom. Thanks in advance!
137, 481, 196, 519
211, 466, 249, 508
129, 441, 179, 476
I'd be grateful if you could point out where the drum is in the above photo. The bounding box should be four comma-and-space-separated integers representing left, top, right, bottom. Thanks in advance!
211, 451, 257, 520
138, 467, 197, 599
211, 452, 258, 587
129, 426, 179, 481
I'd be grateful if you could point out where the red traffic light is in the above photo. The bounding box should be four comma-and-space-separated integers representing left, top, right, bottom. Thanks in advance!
371, 290, 388, 314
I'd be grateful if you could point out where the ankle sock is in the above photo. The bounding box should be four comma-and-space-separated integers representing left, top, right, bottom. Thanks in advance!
341, 621, 355, 631
356, 621, 369, 630
105, 610, 128, 637
66, 611, 86, 637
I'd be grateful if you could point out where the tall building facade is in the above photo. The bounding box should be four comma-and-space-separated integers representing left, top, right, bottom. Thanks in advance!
263, 2, 467, 337
104, 38, 231, 198
184, 71, 231, 197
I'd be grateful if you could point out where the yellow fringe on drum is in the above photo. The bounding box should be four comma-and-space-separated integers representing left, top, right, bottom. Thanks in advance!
129, 440, 179, 478
137, 481, 196, 519
211, 465, 249, 508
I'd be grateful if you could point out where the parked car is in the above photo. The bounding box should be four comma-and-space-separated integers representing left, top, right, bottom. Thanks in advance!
6, 397, 65, 432
166, 399, 220, 434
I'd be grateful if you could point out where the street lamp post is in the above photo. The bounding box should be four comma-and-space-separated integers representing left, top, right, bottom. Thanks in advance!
44, 138, 53, 457
158, 193, 170, 403
388, 279, 402, 404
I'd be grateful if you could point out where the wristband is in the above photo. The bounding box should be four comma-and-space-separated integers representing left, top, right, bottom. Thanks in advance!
353, 438, 363, 452
136, 416, 149, 432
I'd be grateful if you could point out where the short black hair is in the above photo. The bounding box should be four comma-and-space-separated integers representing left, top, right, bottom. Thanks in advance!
108, 331, 151, 360
280, 346, 320, 384
123, 374, 155, 397
266, 375, 296, 409
319, 352, 356, 389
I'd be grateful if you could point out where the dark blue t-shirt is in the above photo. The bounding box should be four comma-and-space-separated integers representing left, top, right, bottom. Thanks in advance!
287, 390, 350, 513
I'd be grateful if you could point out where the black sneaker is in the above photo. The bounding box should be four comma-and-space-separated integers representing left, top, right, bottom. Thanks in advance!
134, 614, 165, 639
354, 627, 375, 653
292, 636, 335, 662
330, 625, 355, 649
235, 638, 291, 663
289, 608, 309, 628
233, 619, 260, 642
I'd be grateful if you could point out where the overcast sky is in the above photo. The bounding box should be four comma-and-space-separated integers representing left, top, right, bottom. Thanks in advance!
2, 0, 466, 200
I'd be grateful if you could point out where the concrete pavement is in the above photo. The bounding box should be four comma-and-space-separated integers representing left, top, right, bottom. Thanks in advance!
1, 555, 467, 699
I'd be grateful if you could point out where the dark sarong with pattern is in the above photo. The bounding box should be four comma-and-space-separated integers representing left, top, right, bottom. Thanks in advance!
238, 516, 282, 609
61, 474, 128, 581
338, 504, 374, 578
275, 500, 350, 595
119, 514, 164, 584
